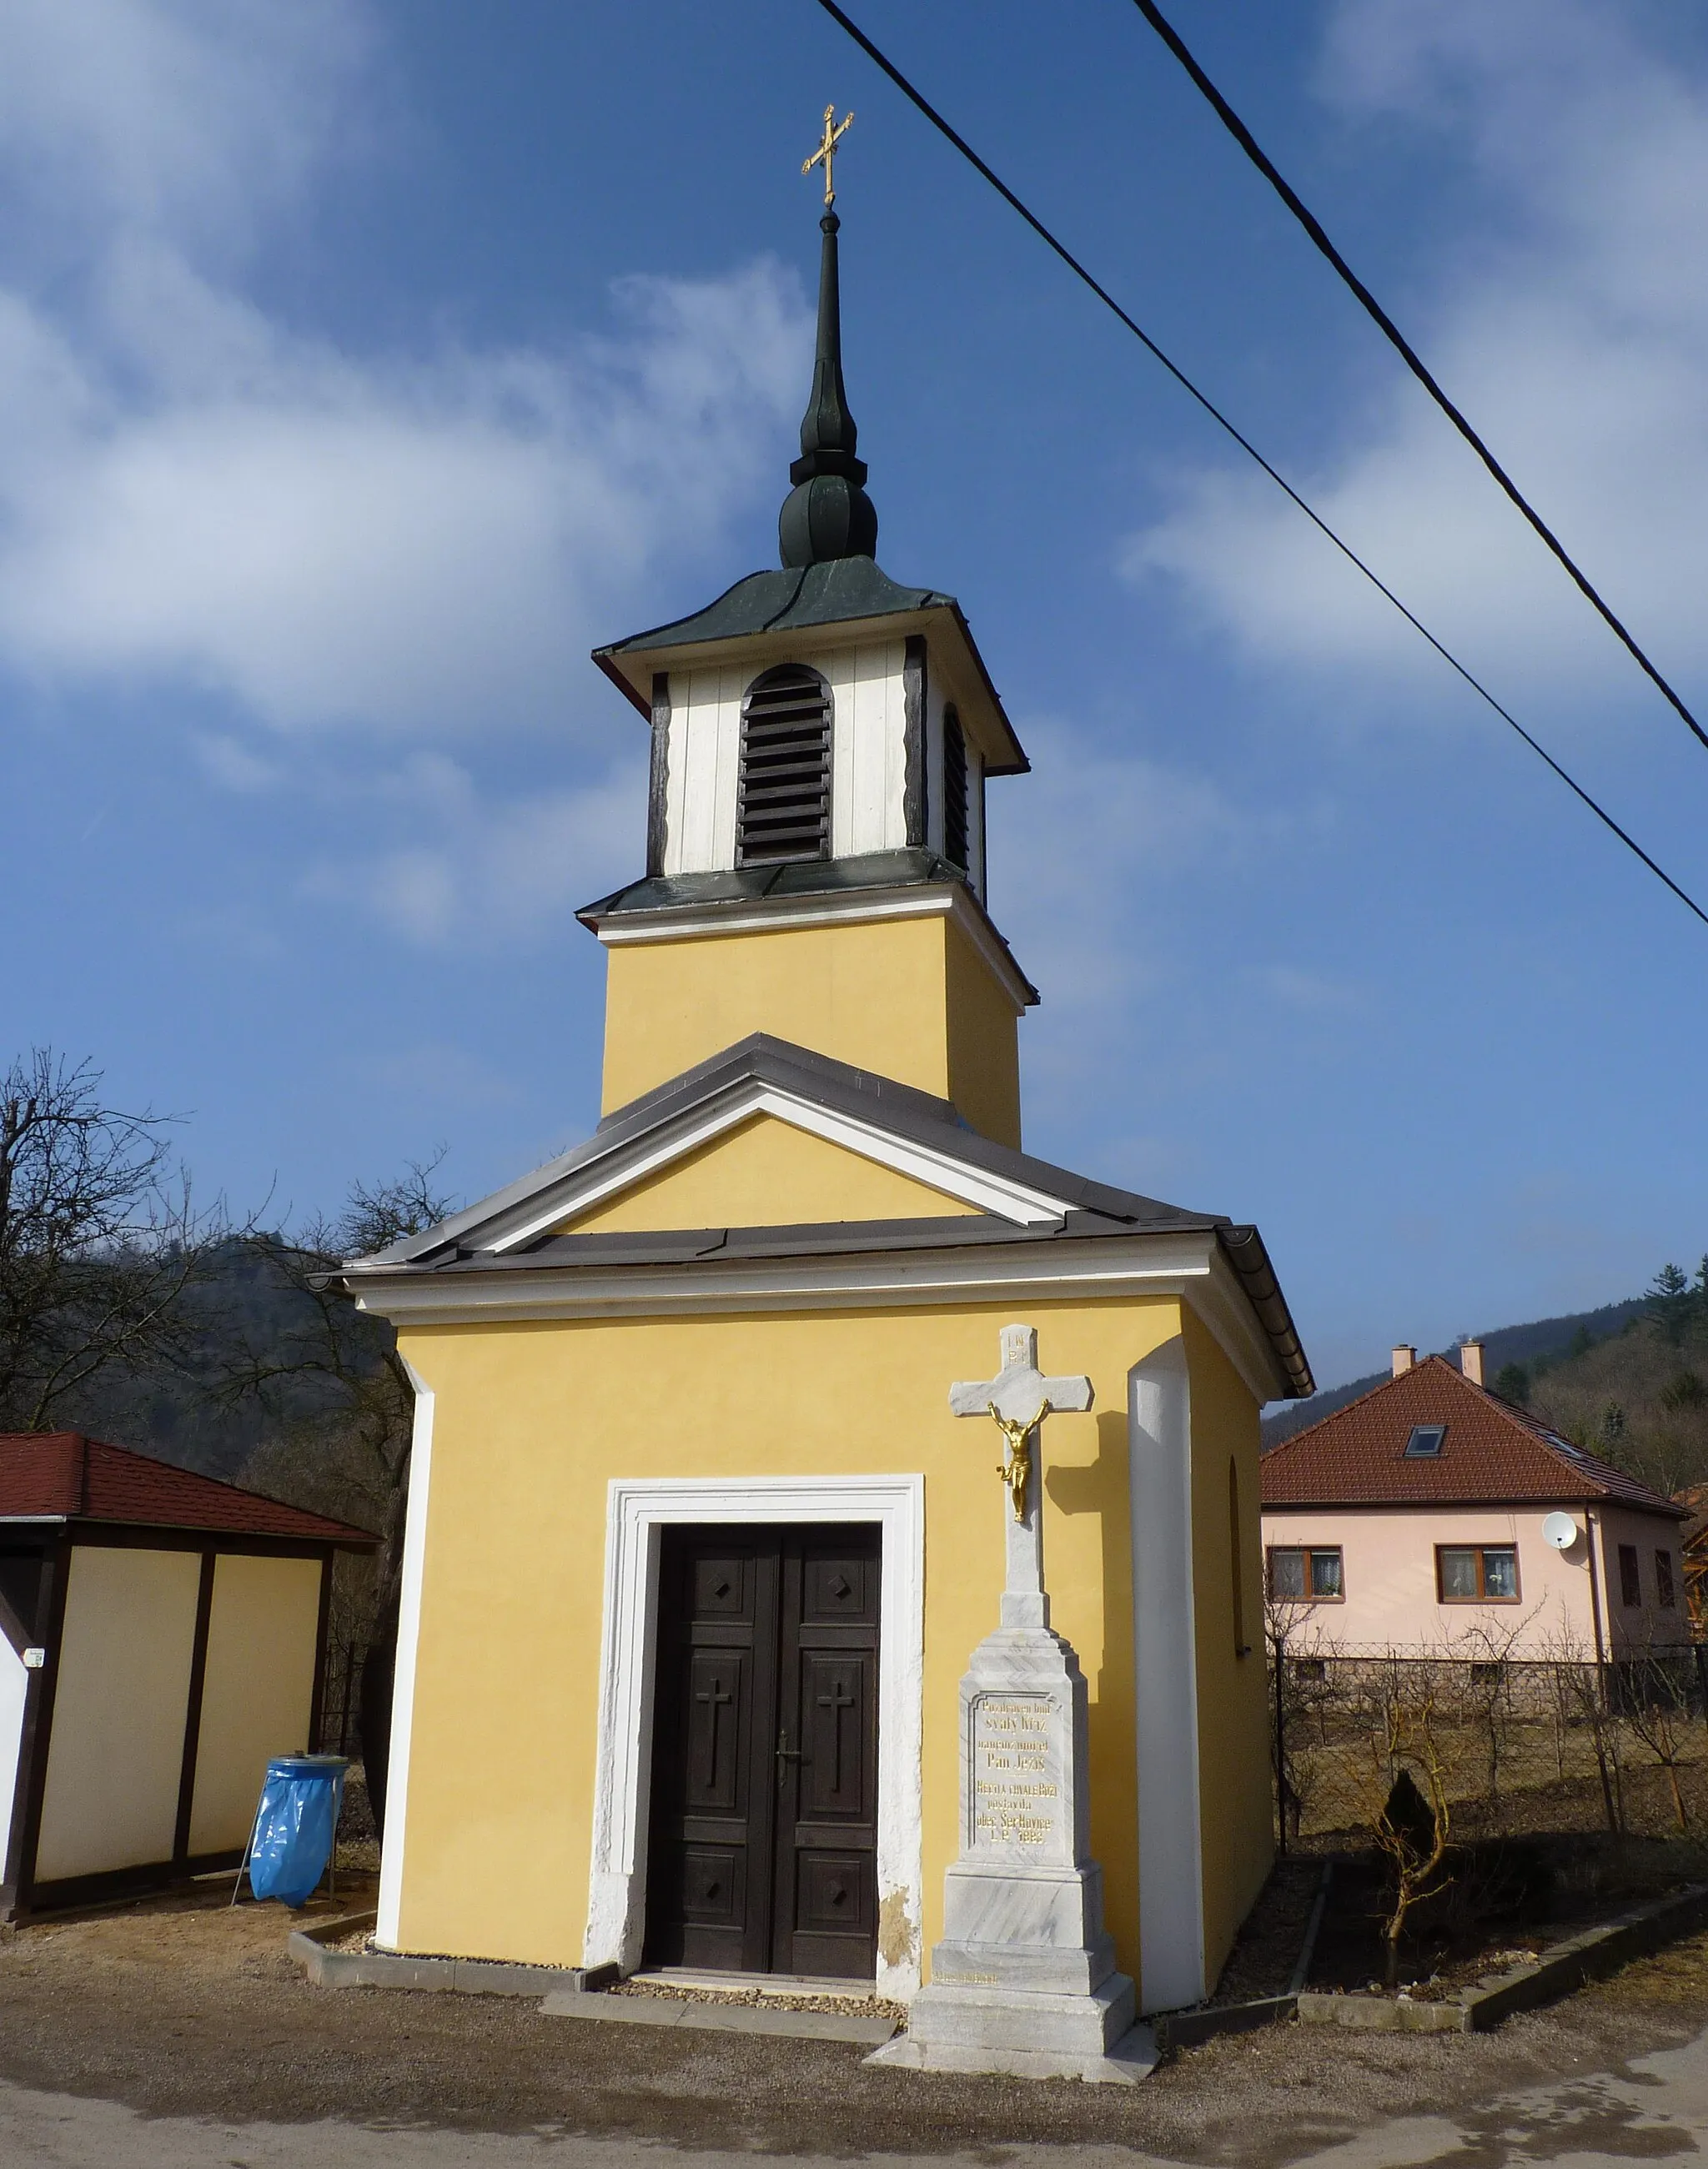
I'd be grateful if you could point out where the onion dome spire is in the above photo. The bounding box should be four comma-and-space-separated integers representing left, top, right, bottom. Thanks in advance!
779, 203, 878, 568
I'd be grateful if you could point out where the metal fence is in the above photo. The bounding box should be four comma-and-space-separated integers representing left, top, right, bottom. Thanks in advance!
1272, 1643, 1708, 1848
318, 1638, 363, 1758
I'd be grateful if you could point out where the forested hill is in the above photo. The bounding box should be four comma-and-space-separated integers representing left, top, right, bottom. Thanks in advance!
1263, 1297, 1648, 1449
58, 1237, 369, 1482
1263, 1276, 1708, 1502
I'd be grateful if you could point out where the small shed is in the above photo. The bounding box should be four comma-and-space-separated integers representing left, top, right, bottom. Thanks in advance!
0, 1432, 376, 1919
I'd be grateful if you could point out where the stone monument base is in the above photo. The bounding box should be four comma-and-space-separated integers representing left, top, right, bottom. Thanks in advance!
867, 2003, 1158, 2086
905, 1325, 1156, 2086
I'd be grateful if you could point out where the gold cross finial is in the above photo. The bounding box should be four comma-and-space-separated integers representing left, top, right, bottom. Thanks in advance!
803, 103, 853, 206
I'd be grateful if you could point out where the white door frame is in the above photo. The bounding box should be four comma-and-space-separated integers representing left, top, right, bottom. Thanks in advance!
585, 1474, 926, 1998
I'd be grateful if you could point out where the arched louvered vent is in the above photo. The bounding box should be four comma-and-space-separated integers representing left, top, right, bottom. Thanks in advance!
737, 666, 832, 866
942, 704, 969, 872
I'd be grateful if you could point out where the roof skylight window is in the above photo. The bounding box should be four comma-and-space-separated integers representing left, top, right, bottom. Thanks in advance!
1404, 1423, 1447, 1458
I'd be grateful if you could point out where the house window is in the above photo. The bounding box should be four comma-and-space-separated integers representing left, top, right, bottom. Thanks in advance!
942, 704, 969, 871
1268, 1545, 1344, 1602
736, 665, 831, 866
1656, 1549, 1676, 1609
1619, 1543, 1642, 1608
1404, 1423, 1447, 1458
1438, 1545, 1520, 1602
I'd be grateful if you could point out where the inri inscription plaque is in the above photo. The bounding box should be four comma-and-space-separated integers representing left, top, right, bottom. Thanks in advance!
972, 1695, 1061, 1850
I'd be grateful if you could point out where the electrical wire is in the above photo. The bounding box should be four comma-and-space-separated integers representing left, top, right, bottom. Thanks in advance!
809, 0, 1708, 931
1127, 0, 1708, 759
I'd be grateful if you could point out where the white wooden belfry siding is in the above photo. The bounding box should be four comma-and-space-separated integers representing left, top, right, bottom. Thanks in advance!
965, 736, 987, 901
663, 663, 745, 876
824, 640, 907, 859
660, 640, 910, 876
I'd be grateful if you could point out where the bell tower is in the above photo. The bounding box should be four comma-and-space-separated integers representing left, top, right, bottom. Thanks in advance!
581, 203, 1035, 1147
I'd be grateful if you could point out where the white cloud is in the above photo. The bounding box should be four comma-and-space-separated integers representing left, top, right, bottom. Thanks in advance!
992, 715, 1275, 1021
1124, 0, 1708, 711
0, 2, 809, 743
0, 0, 370, 259
304, 753, 646, 947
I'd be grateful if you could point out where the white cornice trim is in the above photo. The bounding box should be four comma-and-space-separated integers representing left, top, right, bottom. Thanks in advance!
590, 881, 1037, 1012
478, 1081, 1070, 1253
349, 1229, 1293, 1403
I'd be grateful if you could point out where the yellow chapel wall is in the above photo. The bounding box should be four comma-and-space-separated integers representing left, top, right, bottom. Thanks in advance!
1183, 1310, 1275, 1985
598, 913, 1023, 1147
388, 1294, 1183, 1978
563, 1113, 977, 1234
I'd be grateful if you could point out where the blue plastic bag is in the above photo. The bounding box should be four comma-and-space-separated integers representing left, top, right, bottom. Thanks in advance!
246, 1755, 348, 1907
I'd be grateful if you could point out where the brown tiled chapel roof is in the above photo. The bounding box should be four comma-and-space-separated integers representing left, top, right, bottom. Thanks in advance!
1260, 1356, 1683, 1518
0, 1433, 377, 1546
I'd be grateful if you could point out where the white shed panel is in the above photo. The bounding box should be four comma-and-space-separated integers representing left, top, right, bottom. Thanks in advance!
189, 1554, 324, 1855
35, 1547, 201, 1881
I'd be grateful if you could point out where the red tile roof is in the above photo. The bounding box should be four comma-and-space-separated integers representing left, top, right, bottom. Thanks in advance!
1261, 1356, 1684, 1518
0, 1433, 377, 1546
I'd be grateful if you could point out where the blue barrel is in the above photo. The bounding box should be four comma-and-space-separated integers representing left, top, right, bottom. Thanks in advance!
246, 1755, 349, 1907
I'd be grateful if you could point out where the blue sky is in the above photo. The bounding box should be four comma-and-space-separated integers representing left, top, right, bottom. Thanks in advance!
8, 0, 1708, 1393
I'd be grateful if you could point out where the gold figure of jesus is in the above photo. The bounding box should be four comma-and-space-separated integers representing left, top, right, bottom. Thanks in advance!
990, 1399, 1051, 1524
803, 104, 853, 205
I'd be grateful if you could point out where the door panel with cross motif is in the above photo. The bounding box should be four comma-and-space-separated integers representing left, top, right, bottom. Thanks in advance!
644, 1525, 880, 1979
773, 1530, 880, 1976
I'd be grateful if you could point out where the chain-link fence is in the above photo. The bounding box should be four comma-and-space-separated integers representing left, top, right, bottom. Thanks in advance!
1272, 1639, 1708, 1848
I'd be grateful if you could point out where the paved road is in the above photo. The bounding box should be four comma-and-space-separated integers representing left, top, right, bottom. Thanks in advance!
4, 2021, 1707, 2169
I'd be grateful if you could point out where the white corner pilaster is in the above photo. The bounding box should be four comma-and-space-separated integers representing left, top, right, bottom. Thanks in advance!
1129, 1338, 1205, 2014
375, 1359, 435, 1952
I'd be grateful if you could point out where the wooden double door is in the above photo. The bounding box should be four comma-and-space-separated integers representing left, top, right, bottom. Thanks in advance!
644, 1524, 880, 1979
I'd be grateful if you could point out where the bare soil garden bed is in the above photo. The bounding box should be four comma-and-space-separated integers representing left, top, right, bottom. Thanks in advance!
1303, 1831, 1708, 1996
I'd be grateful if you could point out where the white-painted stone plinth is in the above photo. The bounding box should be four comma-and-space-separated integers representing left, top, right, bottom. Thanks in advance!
872, 1325, 1147, 2083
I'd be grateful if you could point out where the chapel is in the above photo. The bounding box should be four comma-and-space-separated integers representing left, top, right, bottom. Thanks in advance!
338, 180, 1313, 2021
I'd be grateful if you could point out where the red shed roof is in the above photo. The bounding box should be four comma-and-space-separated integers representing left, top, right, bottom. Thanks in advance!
0, 1433, 377, 1547
1261, 1357, 1684, 1519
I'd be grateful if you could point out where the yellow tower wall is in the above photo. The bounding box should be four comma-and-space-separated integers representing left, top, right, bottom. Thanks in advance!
598, 910, 1025, 1147
389, 1295, 1217, 1980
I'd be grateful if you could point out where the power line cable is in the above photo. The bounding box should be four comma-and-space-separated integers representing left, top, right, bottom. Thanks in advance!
810, 0, 1708, 931
1126, 0, 1708, 758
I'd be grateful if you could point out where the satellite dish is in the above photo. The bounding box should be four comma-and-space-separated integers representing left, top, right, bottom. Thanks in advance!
1542, 1512, 1580, 1551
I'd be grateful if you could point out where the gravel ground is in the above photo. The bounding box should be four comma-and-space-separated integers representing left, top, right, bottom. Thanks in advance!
1, 1877, 1706, 2161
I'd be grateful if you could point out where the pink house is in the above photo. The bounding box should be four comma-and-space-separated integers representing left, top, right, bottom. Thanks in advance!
1259, 1345, 1687, 1659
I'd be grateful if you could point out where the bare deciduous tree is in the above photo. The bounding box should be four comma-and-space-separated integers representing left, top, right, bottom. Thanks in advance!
1359, 1662, 1455, 1986
222, 1157, 455, 1830
1620, 1642, 1695, 1831
1539, 1625, 1626, 1835
0, 1049, 222, 1431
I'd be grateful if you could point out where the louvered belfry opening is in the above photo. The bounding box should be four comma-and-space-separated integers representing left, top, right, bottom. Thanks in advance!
942, 704, 969, 871
736, 665, 832, 866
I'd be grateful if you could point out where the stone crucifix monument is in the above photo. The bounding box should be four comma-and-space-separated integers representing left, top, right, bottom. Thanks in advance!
872, 1325, 1152, 2081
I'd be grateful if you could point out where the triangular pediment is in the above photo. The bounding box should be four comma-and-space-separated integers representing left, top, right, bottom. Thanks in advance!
339, 1036, 1314, 1404
351, 1036, 1198, 1262
557, 1112, 980, 1236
